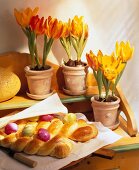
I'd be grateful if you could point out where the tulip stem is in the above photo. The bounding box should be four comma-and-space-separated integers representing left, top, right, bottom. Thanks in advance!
43, 36, 54, 67
102, 75, 110, 100
96, 69, 103, 99
112, 64, 126, 96
34, 42, 41, 69
28, 38, 35, 69
26, 29, 37, 69
71, 31, 87, 62
28, 47, 34, 68
105, 82, 110, 100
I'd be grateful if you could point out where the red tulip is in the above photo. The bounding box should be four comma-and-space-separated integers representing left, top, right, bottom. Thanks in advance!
30, 15, 45, 35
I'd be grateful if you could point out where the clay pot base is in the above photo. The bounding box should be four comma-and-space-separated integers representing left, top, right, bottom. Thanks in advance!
107, 120, 120, 130
26, 90, 54, 100
63, 87, 86, 96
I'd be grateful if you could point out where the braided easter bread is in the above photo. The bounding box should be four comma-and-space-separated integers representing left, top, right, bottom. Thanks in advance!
0, 113, 98, 158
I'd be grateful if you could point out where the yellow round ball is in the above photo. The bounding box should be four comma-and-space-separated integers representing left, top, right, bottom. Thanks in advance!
0, 69, 21, 102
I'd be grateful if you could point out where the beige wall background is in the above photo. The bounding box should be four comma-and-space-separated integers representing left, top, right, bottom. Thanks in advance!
0, 0, 139, 128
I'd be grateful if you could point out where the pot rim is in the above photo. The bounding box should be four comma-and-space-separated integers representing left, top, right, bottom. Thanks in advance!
62, 63, 88, 71
91, 95, 120, 105
24, 65, 53, 74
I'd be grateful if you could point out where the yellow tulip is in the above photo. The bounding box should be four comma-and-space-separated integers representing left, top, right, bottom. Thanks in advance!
99, 53, 125, 81
115, 41, 134, 62
98, 54, 115, 69
14, 7, 39, 28
71, 15, 88, 38
103, 67, 118, 81
98, 54, 116, 80
71, 16, 83, 37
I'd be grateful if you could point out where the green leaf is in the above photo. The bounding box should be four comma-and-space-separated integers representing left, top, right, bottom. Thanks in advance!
93, 69, 97, 80
102, 74, 107, 90
71, 37, 78, 53
34, 41, 41, 68
42, 37, 54, 67
112, 64, 126, 95
60, 37, 71, 59
96, 69, 103, 98
102, 74, 110, 99
116, 64, 126, 86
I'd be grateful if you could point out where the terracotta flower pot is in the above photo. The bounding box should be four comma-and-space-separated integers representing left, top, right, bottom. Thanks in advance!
62, 64, 88, 95
91, 95, 120, 129
24, 66, 53, 96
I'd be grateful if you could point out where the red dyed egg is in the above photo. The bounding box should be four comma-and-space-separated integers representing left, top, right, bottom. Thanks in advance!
37, 128, 50, 142
5, 123, 18, 135
39, 114, 54, 121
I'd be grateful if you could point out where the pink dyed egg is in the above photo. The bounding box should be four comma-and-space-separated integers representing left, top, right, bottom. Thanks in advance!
39, 114, 54, 122
5, 123, 18, 135
37, 128, 50, 142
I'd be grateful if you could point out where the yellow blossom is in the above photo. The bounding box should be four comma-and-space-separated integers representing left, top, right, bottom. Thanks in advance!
98, 53, 125, 81
98, 54, 113, 67
71, 16, 88, 38
103, 67, 118, 81
115, 41, 134, 62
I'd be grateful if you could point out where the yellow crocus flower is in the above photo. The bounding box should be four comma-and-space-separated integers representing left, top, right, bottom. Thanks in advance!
71, 16, 83, 37
98, 55, 117, 80
98, 54, 115, 69
14, 7, 39, 28
71, 16, 88, 38
103, 67, 118, 81
99, 53, 125, 81
115, 41, 134, 62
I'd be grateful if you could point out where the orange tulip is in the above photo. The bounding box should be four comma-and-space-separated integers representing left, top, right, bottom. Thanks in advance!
86, 50, 99, 71
14, 7, 39, 28
44, 16, 64, 39
30, 15, 45, 35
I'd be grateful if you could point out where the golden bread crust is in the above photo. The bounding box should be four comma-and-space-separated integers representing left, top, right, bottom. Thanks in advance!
70, 124, 98, 142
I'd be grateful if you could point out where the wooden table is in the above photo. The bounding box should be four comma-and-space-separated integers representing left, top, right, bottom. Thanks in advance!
0, 52, 138, 170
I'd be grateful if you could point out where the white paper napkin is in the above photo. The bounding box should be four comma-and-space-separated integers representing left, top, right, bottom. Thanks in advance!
0, 93, 68, 128
0, 93, 122, 170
